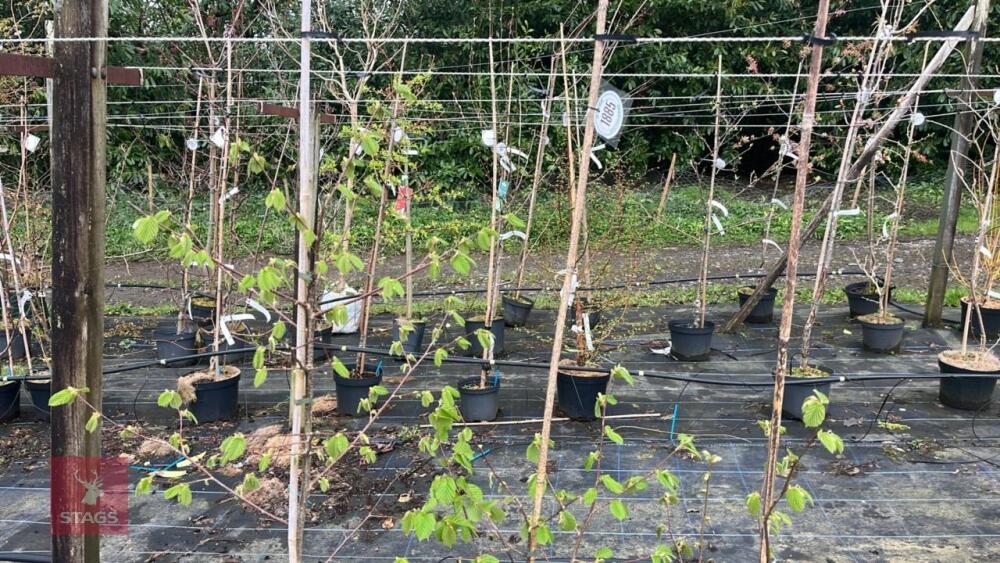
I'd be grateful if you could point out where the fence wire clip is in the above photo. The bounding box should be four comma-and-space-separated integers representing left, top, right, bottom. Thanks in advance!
802, 33, 837, 46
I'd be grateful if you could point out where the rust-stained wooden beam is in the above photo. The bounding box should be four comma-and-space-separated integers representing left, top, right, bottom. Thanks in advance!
0, 52, 141, 86
259, 102, 336, 124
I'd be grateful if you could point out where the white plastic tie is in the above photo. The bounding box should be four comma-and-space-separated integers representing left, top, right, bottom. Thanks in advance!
17, 289, 32, 319
220, 187, 239, 203
219, 313, 255, 346
711, 213, 725, 235
714, 157, 726, 170
988, 290, 1000, 300
910, 112, 926, 127
185, 138, 199, 151
245, 298, 271, 322
980, 245, 993, 259
499, 230, 527, 241
583, 312, 594, 351
994, 88, 1000, 105
770, 198, 788, 210
882, 212, 899, 238
480, 129, 496, 147
710, 200, 729, 217
762, 238, 782, 252
834, 208, 861, 217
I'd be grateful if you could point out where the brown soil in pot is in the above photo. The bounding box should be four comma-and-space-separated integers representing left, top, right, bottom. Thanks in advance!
177, 365, 240, 403
557, 358, 605, 378
962, 296, 1000, 310
789, 365, 830, 378
857, 313, 903, 325
939, 349, 1000, 372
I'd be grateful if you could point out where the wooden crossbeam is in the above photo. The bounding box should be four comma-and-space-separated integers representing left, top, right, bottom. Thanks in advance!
258, 102, 337, 124
0, 52, 142, 86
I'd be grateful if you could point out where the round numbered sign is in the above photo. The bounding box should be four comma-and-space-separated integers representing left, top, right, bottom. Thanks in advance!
594, 89, 625, 140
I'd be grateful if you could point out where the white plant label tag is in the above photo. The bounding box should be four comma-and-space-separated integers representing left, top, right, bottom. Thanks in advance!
770, 198, 788, 210
834, 208, 861, 217
17, 289, 32, 319
499, 230, 527, 241
882, 212, 899, 238
980, 245, 993, 259
994, 88, 1000, 105
185, 138, 199, 151
210, 127, 227, 148
714, 158, 726, 170
910, 112, 925, 126
24, 134, 41, 153
480, 129, 496, 147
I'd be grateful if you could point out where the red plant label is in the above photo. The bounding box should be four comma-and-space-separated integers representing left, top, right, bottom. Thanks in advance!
51, 456, 129, 536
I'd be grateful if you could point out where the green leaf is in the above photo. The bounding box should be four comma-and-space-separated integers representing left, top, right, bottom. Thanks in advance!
786, 485, 812, 512
264, 187, 286, 210
163, 483, 192, 505
331, 357, 350, 378
535, 523, 553, 545
219, 434, 246, 464
434, 348, 448, 367
582, 487, 598, 506
135, 476, 153, 496
378, 277, 405, 300
604, 426, 624, 445
611, 365, 634, 385
600, 474, 624, 494
324, 433, 350, 460
360, 133, 379, 157
746, 491, 762, 515
609, 499, 629, 521
85, 412, 100, 433
801, 395, 826, 428
252, 346, 266, 369
558, 510, 577, 531
504, 212, 526, 230
450, 252, 473, 276
254, 368, 268, 387
817, 429, 845, 455
247, 152, 268, 175
272, 321, 286, 341
48, 386, 85, 407
595, 546, 614, 561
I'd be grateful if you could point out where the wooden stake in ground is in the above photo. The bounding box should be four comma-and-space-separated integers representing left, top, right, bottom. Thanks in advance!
697, 57, 723, 329
655, 153, 677, 223
513, 54, 559, 296
723, 4, 978, 333
288, 0, 315, 558
528, 1, 609, 557
50, 0, 107, 561
758, 1, 830, 560
480, 38, 501, 387
925, 0, 993, 327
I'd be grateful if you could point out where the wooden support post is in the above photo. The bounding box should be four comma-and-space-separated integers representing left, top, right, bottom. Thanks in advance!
758, 3, 829, 561
925, 0, 992, 327
50, 0, 107, 561
514, 54, 559, 295
655, 153, 677, 223
288, 0, 315, 559
723, 4, 978, 333
528, 1, 609, 557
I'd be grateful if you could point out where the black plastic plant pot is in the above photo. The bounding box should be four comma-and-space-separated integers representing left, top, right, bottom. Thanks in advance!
25, 379, 50, 418
464, 318, 506, 357
781, 362, 833, 421
188, 295, 216, 326
937, 356, 998, 410
458, 376, 501, 422
959, 299, 1000, 341
202, 333, 254, 364
844, 281, 894, 318
392, 319, 426, 355
0, 380, 20, 422
668, 319, 714, 361
737, 287, 778, 324
153, 326, 199, 367
556, 369, 610, 420
502, 295, 534, 327
333, 360, 384, 416
0, 328, 30, 361
858, 316, 905, 353
188, 369, 241, 423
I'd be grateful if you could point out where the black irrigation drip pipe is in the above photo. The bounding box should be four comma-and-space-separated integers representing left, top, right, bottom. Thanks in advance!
316, 268, 871, 305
